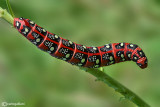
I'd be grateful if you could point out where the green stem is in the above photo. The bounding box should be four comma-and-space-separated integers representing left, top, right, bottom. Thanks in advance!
0, 7, 14, 25
0, 6, 150, 107
6, 0, 15, 17
85, 68, 150, 107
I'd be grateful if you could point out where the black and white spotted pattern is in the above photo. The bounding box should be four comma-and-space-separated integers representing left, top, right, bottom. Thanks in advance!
100, 44, 112, 52
35, 26, 47, 36
126, 51, 132, 60
58, 47, 73, 61
88, 55, 101, 68
19, 17, 25, 20
132, 54, 139, 62
102, 53, 115, 65
43, 40, 58, 54
137, 50, 145, 57
74, 53, 88, 66
115, 43, 125, 49
76, 45, 88, 52
15, 21, 21, 30
127, 44, 138, 50
21, 25, 31, 37
28, 20, 35, 27
47, 33, 60, 42
30, 32, 44, 46
62, 39, 75, 49
116, 51, 125, 61
88, 47, 99, 53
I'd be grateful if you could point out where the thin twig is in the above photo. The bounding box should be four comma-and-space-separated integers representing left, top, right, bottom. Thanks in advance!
6, 0, 15, 17
85, 68, 150, 107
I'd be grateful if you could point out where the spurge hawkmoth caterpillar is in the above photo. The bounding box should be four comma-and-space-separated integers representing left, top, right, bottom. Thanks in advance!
14, 17, 148, 69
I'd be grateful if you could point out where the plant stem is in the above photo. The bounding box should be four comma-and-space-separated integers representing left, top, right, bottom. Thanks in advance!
0, 6, 150, 107
85, 68, 150, 107
0, 7, 13, 25
6, 0, 15, 17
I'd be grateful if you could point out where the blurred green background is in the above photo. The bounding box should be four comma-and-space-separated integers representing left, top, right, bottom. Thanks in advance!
0, 0, 160, 107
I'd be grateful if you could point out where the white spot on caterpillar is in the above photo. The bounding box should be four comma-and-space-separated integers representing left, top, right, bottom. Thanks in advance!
36, 38, 40, 42
81, 58, 85, 63
130, 44, 134, 47
128, 54, 131, 58
106, 44, 110, 48
139, 52, 142, 55
66, 54, 70, 58
55, 35, 58, 38
78, 63, 83, 66
120, 43, 124, 47
47, 51, 51, 54
110, 61, 114, 64
121, 54, 124, 58
42, 29, 46, 32
83, 46, 86, 49
93, 47, 97, 50
63, 58, 67, 61
96, 59, 100, 64
69, 41, 73, 44
94, 65, 99, 68
30, 21, 34, 24
25, 28, 29, 32
110, 56, 113, 61
16, 22, 19, 27
134, 57, 137, 60
50, 47, 54, 51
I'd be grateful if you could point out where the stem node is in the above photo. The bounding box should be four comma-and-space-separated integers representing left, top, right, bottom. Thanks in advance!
0, 7, 14, 25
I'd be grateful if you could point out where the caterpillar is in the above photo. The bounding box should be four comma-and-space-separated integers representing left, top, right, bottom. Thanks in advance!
13, 17, 148, 69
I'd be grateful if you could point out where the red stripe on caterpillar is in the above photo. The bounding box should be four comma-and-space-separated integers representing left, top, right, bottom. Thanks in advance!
13, 17, 148, 69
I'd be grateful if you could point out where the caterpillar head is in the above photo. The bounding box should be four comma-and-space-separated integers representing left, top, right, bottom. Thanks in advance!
136, 57, 148, 69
